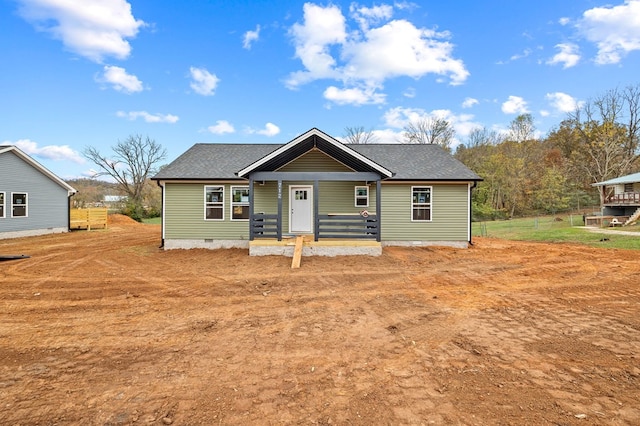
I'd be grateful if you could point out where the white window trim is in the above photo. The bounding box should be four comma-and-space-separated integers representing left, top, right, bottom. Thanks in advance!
11, 192, 28, 218
204, 185, 225, 221
230, 186, 250, 221
0, 191, 5, 218
411, 186, 432, 222
354, 186, 369, 208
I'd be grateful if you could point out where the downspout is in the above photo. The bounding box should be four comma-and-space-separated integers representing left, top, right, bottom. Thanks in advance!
67, 191, 76, 232
156, 180, 165, 248
469, 181, 477, 246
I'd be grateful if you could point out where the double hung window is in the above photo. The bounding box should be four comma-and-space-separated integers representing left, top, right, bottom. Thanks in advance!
355, 186, 369, 207
0, 192, 4, 218
12, 192, 27, 218
411, 187, 431, 221
231, 186, 250, 220
205, 186, 224, 220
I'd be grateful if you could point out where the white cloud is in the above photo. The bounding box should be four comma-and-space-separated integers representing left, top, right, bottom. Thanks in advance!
371, 128, 404, 143
547, 43, 581, 68
207, 120, 235, 135
286, 3, 468, 105
578, 0, 640, 64
16, 0, 145, 62
323, 86, 386, 105
248, 123, 280, 137
545, 92, 583, 113
510, 48, 532, 61
189, 67, 220, 96
287, 3, 346, 88
243, 25, 260, 49
6, 139, 84, 163
559, 17, 571, 26
501, 96, 529, 114
258, 123, 280, 137
403, 87, 416, 98
99, 65, 143, 93
462, 97, 479, 108
349, 3, 393, 30
116, 111, 178, 123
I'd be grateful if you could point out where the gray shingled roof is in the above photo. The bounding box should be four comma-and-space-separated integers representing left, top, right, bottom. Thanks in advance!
153, 142, 481, 181
351, 144, 481, 180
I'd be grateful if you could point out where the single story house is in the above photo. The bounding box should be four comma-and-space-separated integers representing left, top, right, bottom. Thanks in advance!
152, 128, 482, 256
0, 145, 77, 239
591, 172, 640, 226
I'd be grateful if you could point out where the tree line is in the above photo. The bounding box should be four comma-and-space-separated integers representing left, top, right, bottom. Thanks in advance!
81, 84, 639, 222
345, 84, 640, 219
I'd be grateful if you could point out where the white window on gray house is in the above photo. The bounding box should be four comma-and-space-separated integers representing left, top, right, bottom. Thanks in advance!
231, 186, 250, 220
205, 186, 224, 220
355, 186, 369, 207
12, 192, 27, 218
0, 192, 5, 218
411, 186, 431, 221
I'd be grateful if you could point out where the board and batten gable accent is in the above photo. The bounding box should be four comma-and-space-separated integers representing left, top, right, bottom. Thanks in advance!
380, 183, 469, 244
277, 149, 354, 173
0, 149, 72, 238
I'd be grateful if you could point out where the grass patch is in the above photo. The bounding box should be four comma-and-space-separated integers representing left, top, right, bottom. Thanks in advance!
142, 217, 161, 225
473, 215, 640, 250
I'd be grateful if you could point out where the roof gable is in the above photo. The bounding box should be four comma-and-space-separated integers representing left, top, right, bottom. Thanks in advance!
0, 145, 77, 194
236, 128, 393, 178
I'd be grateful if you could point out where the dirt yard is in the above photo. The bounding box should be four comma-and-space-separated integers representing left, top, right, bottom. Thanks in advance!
1, 215, 639, 425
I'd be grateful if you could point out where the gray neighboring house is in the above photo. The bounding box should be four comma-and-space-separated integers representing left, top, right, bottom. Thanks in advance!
152, 128, 482, 256
0, 145, 77, 240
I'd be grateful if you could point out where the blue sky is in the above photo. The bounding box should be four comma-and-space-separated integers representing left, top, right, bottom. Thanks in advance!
2, 0, 640, 180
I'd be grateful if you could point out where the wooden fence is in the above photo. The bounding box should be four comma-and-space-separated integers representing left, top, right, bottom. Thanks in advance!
70, 208, 108, 230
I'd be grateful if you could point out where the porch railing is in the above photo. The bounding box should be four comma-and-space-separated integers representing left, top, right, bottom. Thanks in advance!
605, 192, 640, 204
317, 214, 378, 240
251, 213, 280, 239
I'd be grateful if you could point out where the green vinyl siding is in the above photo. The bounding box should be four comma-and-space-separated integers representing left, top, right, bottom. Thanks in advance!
164, 183, 250, 240
381, 184, 469, 241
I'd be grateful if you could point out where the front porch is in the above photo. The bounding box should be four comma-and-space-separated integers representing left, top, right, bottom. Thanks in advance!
249, 234, 382, 257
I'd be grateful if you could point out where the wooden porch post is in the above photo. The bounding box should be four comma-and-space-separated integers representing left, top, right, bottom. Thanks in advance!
249, 177, 254, 241
277, 179, 283, 241
376, 179, 381, 242
314, 179, 319, 242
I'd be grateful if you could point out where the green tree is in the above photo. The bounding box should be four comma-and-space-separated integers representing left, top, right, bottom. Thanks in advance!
533, 168, 570, 214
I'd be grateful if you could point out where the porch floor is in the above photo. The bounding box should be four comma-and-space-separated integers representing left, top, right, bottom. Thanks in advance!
249, 235, 382, 257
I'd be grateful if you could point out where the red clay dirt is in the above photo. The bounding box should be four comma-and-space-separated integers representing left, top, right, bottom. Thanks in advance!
1, 215, 639, 425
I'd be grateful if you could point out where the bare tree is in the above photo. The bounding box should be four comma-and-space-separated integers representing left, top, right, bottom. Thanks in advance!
507, 113, 536, 142
403, 117, 455, 152
83, 135, 167, 209
466, 126, 504, 148
569, 88, 640, 183
343, 126, 377, 144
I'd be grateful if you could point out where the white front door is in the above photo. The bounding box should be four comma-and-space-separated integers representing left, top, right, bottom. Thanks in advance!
289, 186, 313, 234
